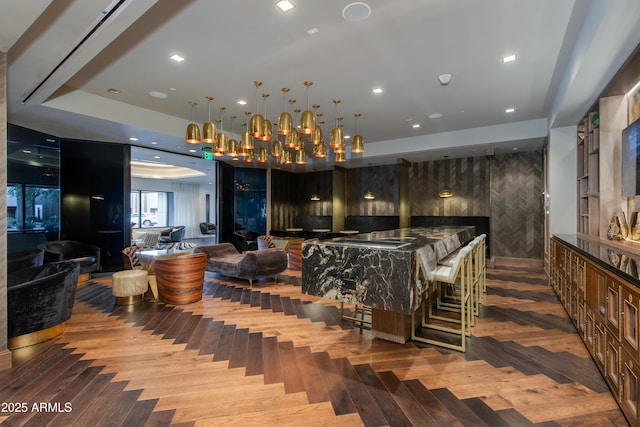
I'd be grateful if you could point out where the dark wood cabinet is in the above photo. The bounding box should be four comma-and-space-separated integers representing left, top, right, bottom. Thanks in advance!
551, 237, 640, 426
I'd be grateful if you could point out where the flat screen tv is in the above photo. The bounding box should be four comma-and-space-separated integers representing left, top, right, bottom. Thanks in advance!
622, 117, 640, 197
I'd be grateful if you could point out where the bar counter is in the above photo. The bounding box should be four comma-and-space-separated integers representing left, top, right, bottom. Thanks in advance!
301, 227, 474, 342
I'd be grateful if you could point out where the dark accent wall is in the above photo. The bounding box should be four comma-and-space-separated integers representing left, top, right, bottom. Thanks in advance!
347, 165, 400, 216
491, 151, 544, 258
60, 139, 130, 270
409, 152, 543, 259
271, 169, 332, 231
410, 157, 491, 216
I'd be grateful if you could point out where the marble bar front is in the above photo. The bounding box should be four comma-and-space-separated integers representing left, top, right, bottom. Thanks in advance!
301, 227, 474, 343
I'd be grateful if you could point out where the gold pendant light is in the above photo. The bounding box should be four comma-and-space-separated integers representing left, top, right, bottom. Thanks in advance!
351, 113, 364, 153
335, 151, 346, 163
310, 124, 323, 146
309, 106, 323, 145
277, 88, 293, 135
202, 96, 216, 143
259, 93, 272, 141
241, 112, 254, 149
186, 101, 201, 144
287, 108, 301, 149
271, 140, 283, 157
330, 100, 343, 148
250, 81, 265, 138
216, 106, 229, 154
313, 141, 327, 158
257, 146, 269, 163
295, 143, 307, 164
227, 115, 238, 156
283, 150, 293, 164
244, 148, 255, 162
299, 81, 316, 134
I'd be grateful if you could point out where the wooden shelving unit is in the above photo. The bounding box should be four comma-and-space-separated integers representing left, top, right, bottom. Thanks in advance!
577, 111, 600, 236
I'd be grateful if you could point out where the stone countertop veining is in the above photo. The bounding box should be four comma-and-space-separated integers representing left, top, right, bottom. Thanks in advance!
301, 227, 475, 314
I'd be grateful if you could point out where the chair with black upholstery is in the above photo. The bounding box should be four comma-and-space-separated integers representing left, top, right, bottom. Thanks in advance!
158, 226, 186, 243
233, 230, 260, 252
8, 248, 44, 273
199, 222, 216, 235
7, 260, 81, 348
38, 240, 101, 282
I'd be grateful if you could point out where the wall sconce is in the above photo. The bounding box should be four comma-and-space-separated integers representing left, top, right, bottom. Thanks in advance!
439, 189, 453, 198
310, 194, 320, 201
364, 191, 375, 200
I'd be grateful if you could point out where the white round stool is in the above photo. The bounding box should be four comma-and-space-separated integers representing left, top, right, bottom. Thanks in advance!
112, 270, 149, 305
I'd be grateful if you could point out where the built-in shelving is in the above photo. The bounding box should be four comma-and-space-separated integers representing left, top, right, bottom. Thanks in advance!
577, 111, 600, 236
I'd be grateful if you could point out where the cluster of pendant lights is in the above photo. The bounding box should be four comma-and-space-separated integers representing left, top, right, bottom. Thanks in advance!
185, 81, 364, 164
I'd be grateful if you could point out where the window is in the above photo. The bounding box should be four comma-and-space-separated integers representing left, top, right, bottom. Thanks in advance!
130, 190, 173, 228
7, 184, 59, 232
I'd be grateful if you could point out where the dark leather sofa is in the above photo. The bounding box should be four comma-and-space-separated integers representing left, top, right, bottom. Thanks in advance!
7, 261, 80, 348
38, 240, 101, 277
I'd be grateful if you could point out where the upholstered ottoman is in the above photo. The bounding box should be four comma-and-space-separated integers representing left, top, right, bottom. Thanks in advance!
112, 270, 148, 305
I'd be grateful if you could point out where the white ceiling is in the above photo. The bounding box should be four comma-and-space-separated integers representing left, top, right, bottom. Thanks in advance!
3, 0, 640, 178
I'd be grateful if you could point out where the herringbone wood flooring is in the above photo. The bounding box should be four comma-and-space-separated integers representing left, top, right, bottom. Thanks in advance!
0, 264, 628, 426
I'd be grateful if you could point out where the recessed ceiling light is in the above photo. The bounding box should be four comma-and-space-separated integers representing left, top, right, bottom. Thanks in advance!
505, 107, 515, 113
188, 149, 197, 153
107, 88, 121, 94
129, 137, 138, 141
412, 124, 420, 128
154, 155, 160, 159
169, 87, 176, 91
170, 54, 184, 62
149, 91, 168, 99
151, 141, 157, 145
307, 27, 319, 36
428, 113, 443, 119
276, 0, 295, 12
502, 54, 517, 63
344, 135, 351, 139
372, 87, 383, 94
237, 100, 247, 105
22, 149, 32, 154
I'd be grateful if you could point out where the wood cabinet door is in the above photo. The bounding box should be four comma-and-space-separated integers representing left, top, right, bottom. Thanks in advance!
622, 286, 640, 360
621, 348, 640, 426
607, 278, 621, 340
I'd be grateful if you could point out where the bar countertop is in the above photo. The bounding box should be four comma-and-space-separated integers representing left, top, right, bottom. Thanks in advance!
301, 226, 475, 315
553, 234, 640, 287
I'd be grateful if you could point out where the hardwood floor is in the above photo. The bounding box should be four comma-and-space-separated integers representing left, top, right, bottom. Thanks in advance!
0, 263, 628, 426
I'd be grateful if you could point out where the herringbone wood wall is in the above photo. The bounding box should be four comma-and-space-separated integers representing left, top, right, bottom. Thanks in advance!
347, 165, 400, 216
409, 151, 543, 259
491, 151, 544, 258
410, 157, 491, 216
270, 151, 543, 259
